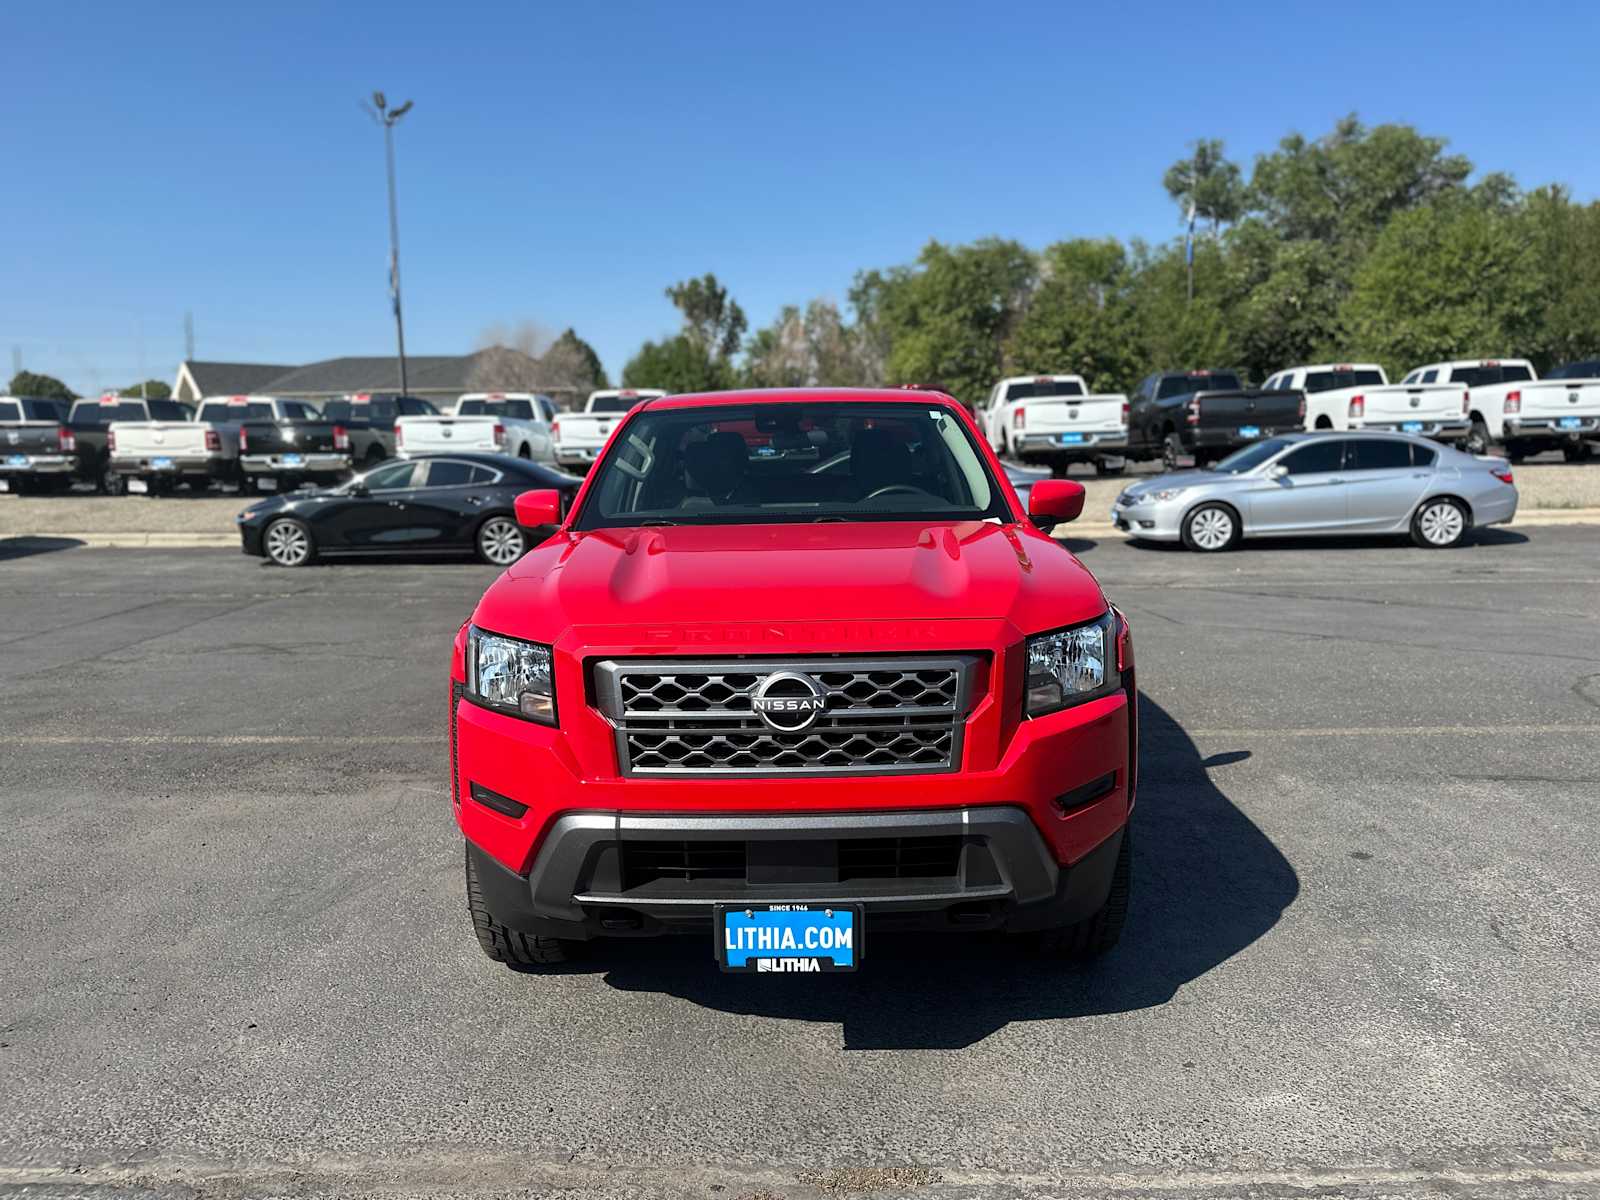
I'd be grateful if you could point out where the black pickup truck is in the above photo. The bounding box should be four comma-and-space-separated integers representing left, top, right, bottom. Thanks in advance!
66, 396, 194, 491
318, 393, 441, 468
0, 397, 78, 493
1127, 369, 1306, 468
238, 413, 353, 493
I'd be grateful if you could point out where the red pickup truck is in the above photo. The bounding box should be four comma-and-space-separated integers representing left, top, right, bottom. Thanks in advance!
450, 389, 1136, 973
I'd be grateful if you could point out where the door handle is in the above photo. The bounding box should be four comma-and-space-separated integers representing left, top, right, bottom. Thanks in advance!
465, 495, 484, 504
386, 499, 404, 508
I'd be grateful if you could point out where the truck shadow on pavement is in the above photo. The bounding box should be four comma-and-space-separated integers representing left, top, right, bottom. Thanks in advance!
595, 694, 1300, 1050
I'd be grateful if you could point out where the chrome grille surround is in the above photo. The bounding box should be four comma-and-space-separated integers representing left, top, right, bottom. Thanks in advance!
592, 656, 979, 777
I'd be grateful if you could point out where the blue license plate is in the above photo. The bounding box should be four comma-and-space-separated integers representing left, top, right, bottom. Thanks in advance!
280, 453, 304, 466
6, 454, 27, 467
152, 456, 173, 470
1237, 424, 1261, 439
1058, 433, 1085, 445
1559, 416, 1583, 429
718, 904, 861, 973
1401, 421, 1423, 433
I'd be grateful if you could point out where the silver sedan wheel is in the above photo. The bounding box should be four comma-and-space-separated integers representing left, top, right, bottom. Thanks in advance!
1188, 507, 1235, 551
264, 519, 312, 567
478, 517, 526, 565
1417, 499, 1466, 547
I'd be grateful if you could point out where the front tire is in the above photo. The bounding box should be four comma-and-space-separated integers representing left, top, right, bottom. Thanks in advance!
465, 846, 576, 967
1181, 502, 1240, 552
1040, 830, 1131, 959
1464, 418, 1492, 456
1411, 497, 1468, 549
476, 515, 527, 565
1095, 457, 1125, 477
262, 517, 316, 567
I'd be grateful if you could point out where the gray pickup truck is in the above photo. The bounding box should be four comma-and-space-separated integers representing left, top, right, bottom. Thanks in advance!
0, 397, 77, 493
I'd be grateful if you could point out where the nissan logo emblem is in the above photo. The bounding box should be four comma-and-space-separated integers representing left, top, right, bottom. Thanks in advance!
750, 671, 828, 732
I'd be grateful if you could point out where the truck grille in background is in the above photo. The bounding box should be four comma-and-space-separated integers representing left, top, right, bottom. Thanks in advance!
592, 657, 977, 776
619, 836, 964, 889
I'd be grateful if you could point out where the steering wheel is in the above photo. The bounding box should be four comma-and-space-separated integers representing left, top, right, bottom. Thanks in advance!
865, 483, 933, 500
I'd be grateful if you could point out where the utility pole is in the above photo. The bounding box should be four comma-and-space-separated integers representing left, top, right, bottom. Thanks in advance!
369, 92, 414, 396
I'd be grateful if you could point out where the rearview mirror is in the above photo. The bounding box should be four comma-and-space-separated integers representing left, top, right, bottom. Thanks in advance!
1026, 479, 1086, 532
514, 488, 563, 528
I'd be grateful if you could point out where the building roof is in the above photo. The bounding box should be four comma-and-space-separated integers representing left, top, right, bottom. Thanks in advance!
181, 361, 296, 396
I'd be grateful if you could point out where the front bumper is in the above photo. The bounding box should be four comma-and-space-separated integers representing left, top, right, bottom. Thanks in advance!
111, 455, 229, 478
468, 811, 1126, 941
1353, 417, 1470, 441
1109, 495, 1185, 541
1505, 416, 1600, 440
241, 453, 351, 476
1013, 431, 1128, 458
0, 453, 78, 476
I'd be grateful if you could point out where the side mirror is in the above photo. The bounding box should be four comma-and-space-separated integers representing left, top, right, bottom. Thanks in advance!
514, 488, 563, 528
1267, 463, 1289, 479
348, 482, 369, 497
1027, 478, 1086, 532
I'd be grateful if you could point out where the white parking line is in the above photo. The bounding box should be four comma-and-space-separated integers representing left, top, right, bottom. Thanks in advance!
1180, 723, 1600, 738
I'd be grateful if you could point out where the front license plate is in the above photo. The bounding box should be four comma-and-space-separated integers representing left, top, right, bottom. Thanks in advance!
127, 477, 149, 494
152, 456, 173, 470
1401, 421, 1423, 433
1237, 424, 1261, 439
1559, 416, 1583, 429
280, 453, 304, 466
6, 454, 27, 467
717, 903, 861, 973
1058, 433, 1085, 445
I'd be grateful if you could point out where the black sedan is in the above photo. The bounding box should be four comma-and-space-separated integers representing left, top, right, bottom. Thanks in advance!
237, 453, 583, 568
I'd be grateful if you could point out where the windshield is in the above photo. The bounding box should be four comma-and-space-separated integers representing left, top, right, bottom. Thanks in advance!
458, 399, 534, 419
1002, 379, 1085, 401
1211, 437, 1294, 474
1157, 372, 1241, 399
575, 402, 1010, 529
199, 402, 274, 422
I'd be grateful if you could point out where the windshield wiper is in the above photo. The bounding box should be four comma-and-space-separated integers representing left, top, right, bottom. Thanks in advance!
636, 518, 679, 526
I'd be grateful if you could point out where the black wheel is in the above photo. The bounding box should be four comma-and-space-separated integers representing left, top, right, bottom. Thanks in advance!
1506, 441, 1527, 464
1180, 502, 1240, 552
1162, 433, 1184, 471
476, 515, 527, 566
1563, 441, 1593, 463
517, 445, 532, 460
98, 463, 117, 494
1039, 830, 1131, 959
1411, 497, 1468, 549
239, 475, 258, 495
1049, 461, 1071, 479
1464, 418, 1491, 456
262, 516, 316, 567
1095, 457, 1125, 477
465, 846, 576, 966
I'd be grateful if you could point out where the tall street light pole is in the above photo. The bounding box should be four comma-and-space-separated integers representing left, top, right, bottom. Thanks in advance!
371, 92, 413, 395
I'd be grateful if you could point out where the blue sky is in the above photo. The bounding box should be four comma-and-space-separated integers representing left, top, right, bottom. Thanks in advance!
4, 0, 1597, 395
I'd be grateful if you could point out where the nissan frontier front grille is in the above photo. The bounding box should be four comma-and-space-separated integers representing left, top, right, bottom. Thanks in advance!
592, 656, 977, 776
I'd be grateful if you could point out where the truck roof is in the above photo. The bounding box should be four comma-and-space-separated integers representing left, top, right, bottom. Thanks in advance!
1412, 358, 1532, 371
645, 387, 965, 412
994, 374, 1084, 386
1292, 363, 1384, 373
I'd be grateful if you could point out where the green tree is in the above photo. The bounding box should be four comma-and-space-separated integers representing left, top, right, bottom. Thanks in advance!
117, 379, 172, 399
742, 299, 878, 388
540, 328, 609, 392
665, 274, 747, 362
1163, 139, 1246, 233
1005, 239, 1141, 391
7, 371, 76, 400
621, 335, 734, 394
858, 238, 1037, 408
1521, 187, 1600, 369
1342, 198, 1541, 378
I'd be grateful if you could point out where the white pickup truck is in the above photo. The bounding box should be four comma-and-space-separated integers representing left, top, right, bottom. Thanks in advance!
107, 397, 246, 494
978, 374, 1128, 476
551, 388, 666, 470
1264, 363, 1469, 443
394, 392, 558, 461
1403, 358, 1600, 461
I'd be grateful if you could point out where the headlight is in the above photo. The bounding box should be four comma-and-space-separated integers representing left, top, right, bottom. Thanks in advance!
1025, 612, 1119, 717
1149, 487, 1187, 502
465, 625, 556, 724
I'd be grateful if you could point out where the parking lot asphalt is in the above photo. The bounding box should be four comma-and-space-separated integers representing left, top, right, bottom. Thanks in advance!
2, 532, 1599, 1199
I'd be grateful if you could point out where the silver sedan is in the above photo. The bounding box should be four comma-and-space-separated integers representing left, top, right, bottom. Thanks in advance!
1110, 432, 1518, 551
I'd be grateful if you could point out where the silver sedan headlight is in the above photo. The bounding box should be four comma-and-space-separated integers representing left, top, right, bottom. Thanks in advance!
1147, 487, 1187, 502
1025, 612, 1120, 716
465, 625, 556, 724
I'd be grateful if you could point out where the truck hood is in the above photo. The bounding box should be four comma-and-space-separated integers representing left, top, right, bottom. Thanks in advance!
476, 520, 1107, 636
